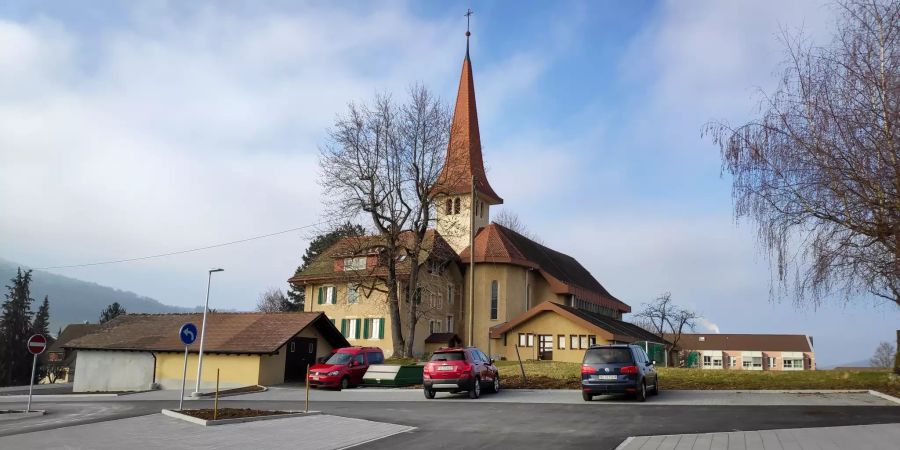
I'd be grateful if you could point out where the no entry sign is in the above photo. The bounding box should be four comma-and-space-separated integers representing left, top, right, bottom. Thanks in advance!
27, 334, 47, 356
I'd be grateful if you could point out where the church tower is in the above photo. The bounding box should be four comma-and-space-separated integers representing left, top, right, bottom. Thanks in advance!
434, 28, 503, 254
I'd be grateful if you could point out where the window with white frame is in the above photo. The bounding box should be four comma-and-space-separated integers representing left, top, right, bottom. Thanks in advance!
579, 335, 588, 349
783, 358, 803, 370
558, 335, 566, 349
713, 356, 723, 367
347, 284, 358, 304
348, 319, 358, 339
570, 335, 578, 349
447, 285, 454, 306
317, 286, 336, 305
446, 315, 454, 332
429, 320, 442, 334
729, 356, 737, 368
344, 257, 366, 271
703, 355, 712, 367
518, 333, 527, 347
767, 357, 776, 368
431, 292, 441, 310
527, 333, 534, 347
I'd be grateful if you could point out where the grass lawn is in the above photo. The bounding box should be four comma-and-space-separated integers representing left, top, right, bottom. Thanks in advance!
495, 360, 900, 396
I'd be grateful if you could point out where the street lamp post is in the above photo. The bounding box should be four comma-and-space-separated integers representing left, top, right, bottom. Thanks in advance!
194, 268, 224, 395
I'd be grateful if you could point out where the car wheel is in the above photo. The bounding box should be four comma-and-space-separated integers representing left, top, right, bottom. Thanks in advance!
492, 376, 501, 394
636, 381, 647, 402
469, 377, 481, 399
650, 378, 659, 396
424, 387, 435, 399
339, 376, 349, 391
582, 392, 593, 402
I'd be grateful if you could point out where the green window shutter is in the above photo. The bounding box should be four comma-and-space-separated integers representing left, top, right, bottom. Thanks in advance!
318, 287, 324, 304
355, 319, 362, 339
363, 318, 370, 339
340, 319, 347, 336
378, 318, 385, 339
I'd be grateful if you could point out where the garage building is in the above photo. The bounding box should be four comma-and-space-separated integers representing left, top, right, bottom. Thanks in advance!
65, 312, 347, 392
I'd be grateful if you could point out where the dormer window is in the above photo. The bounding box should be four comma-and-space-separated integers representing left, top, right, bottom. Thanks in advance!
453, 198, 461, 214
343, 256, 366, 271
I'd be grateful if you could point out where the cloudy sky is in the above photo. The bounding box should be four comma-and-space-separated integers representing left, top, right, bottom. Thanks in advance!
1, 0, 896, 366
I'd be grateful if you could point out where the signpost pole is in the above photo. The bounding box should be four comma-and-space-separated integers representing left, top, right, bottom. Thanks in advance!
179, 346, 189, 410
305, 364, 310, 413
26, 353, 37, 412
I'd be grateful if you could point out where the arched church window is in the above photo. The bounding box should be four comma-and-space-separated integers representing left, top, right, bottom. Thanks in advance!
453, 198, 461, 214
490, 281, 498, 320
445, 199, 453, 215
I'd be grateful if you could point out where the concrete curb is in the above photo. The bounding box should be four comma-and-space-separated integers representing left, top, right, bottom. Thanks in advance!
0, 410, 46, 421
195, 385, 268, 399
161, 409, 320, 426
868, 390, 900, 405
0, 393, 120, 400
613, 436, 634, 450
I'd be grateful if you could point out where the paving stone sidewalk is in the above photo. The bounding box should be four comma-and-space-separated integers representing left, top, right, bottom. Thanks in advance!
618, 423, 900, 450
0, 412, 414, 450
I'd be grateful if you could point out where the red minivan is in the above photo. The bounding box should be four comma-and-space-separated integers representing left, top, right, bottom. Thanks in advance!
423, 347, 500, 399
308, 346, 384, 390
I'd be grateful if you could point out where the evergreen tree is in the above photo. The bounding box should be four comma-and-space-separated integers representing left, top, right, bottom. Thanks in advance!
0, 268, 35, 386
286, 222, 366, 311
32, 296, 50, 337
99, 302, 126, 324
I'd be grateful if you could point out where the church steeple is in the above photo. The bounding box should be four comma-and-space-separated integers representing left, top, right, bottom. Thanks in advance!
433, 20, 503, 205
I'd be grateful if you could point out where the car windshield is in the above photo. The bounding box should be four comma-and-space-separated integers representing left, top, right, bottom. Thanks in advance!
430, 351, 465, 361
326, 352, 354, 365
584, 348, 632, 364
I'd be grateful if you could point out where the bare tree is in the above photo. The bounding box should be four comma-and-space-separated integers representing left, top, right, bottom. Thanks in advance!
706, 0, 900, 307
493, 209, 543, 244
256, 287, 290, 312
634, 292, 699, 366
870, 341, 896, 368
321, 84, 451, 357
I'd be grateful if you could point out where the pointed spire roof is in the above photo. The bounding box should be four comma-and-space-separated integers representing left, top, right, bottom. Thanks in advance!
433, 33, 503, 204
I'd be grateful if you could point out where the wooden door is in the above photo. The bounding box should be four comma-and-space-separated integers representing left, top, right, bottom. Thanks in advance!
538, 335, 554, 360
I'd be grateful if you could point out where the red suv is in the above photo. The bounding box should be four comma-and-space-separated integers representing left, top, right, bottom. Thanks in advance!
423, 347, 500, 399
308, 346, 384, 390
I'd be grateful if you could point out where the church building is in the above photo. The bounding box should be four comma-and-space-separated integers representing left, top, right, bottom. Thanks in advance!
289, 30, 661, 362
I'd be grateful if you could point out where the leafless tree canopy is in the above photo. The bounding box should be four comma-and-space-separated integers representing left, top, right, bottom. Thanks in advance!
256, 287, 290, 312
634, 292, 699, 366
870, 340, 897, 367
493, 209, 543, 244
707, 0, 900, 307
320, 84, 451, 357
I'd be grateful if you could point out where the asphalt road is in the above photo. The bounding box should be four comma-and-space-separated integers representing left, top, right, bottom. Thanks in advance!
3, 398, 899, 449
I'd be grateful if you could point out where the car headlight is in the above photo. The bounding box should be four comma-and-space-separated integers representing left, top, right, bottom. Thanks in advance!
327, 371, 340, 376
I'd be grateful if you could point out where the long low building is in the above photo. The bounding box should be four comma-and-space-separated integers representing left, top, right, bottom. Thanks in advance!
672, 333, 816, 371
64, 312, 348, 392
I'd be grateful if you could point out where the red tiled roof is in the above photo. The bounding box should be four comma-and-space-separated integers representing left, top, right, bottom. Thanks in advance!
64, 312, 348, 354
490, 301, 663, 343
669, 333, 814, 353
432, 45, 502, 204
461, 224, 630, 313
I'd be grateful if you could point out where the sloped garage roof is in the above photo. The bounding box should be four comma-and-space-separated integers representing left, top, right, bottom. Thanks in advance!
64, 312, 347, 354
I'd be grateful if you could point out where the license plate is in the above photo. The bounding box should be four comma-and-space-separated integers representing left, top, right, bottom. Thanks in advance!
312, 376, 319, 380
438, 366, 454, 371
594, 375, 617, 381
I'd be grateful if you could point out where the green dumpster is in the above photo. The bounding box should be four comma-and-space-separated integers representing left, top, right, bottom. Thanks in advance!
362, 364, 423, 387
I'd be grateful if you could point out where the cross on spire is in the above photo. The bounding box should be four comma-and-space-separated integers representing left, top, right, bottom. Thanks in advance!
464, 8, 473, 59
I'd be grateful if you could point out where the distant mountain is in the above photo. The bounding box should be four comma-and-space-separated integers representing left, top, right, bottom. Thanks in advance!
0, 258, 199, 335
819, 359, 872, 369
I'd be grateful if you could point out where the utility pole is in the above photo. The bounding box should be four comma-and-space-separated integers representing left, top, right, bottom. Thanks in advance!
468, 174, 476, 346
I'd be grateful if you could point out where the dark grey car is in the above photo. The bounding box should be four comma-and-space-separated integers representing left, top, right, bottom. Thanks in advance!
581, 344, 658, 401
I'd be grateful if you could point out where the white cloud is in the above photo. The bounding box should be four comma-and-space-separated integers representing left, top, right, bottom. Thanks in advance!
0, 3, 565, 310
